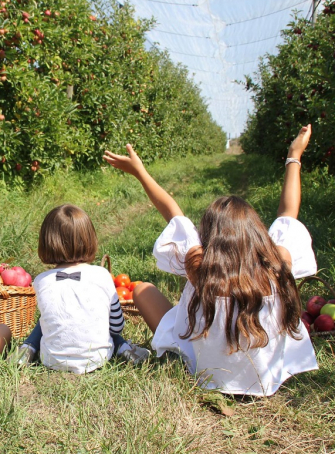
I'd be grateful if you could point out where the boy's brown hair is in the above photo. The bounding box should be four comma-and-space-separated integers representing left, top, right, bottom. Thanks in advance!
38, 204, 98, 265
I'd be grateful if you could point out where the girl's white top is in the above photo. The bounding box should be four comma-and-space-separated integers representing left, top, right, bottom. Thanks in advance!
33, 264, 117, 374
152, 216, 318, 396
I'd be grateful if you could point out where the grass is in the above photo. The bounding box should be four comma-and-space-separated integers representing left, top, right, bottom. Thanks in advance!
1, 149, 335, 453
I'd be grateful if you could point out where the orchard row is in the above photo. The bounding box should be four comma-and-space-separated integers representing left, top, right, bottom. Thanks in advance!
240, 0, 335, 174
0, 0, 226, 187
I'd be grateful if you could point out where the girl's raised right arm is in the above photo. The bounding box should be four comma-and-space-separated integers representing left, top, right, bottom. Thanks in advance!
103, 144, 183, 223
277, 124, 312, 219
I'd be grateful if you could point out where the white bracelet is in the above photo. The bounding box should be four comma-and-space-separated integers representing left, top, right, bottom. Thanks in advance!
285, 158, 301, 167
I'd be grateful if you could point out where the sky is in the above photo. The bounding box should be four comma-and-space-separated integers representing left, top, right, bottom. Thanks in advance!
119, 0, 324, 138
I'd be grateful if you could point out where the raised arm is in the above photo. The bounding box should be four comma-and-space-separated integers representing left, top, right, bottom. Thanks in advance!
103, 144, 183, 223
277, 124, 312, 219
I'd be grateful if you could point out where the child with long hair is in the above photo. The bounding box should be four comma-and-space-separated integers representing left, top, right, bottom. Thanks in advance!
11, 204, 150, 372
103, 124, 318, 396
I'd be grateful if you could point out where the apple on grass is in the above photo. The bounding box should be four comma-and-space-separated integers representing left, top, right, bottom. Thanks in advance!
314, 314, 335, 332
306, 295, 327, 318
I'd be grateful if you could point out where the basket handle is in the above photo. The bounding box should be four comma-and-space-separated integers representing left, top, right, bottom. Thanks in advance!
100, 254, 112, 274
298, 276, 335, 298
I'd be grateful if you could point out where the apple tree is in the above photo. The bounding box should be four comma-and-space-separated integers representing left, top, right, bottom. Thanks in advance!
0, 0, 226, 186
240, 0, 335, 174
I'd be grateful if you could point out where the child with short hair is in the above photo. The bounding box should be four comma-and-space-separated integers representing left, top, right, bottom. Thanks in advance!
11, 204, 149, 372
103, 124, 318, 396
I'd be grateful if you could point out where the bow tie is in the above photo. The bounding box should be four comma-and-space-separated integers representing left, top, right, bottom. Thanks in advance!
56, 271, 81, 281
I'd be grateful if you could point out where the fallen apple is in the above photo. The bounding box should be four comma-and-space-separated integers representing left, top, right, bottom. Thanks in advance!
306, 295, 327, 318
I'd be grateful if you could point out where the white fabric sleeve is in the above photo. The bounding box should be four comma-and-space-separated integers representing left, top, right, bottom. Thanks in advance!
153, 216, 201, 275
268, 216, 317, 279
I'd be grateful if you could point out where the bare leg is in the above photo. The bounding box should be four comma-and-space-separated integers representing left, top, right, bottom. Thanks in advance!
133, 283, 173, 333
0, 324, 12, 354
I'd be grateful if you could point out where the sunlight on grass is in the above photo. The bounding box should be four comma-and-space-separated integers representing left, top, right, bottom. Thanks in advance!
1, 151, 335, 453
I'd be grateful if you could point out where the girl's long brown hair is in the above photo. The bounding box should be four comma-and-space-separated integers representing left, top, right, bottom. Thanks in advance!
180, 196, 301, 353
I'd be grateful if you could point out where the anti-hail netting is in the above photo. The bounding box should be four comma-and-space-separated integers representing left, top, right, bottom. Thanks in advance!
119, 0, 324, 139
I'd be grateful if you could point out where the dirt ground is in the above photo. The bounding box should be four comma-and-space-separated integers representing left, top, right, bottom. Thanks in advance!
226, 138, 244, 155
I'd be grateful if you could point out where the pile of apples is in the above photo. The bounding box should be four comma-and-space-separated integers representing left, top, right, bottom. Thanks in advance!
112, 273, 142, 301
302, 295, 335, 334
0, 263, 32, 287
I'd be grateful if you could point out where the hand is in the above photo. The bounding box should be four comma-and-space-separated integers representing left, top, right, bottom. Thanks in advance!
287, 124, 312, 160
103, 144, 145, 177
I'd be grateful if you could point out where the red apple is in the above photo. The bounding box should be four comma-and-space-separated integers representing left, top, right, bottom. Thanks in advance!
44, 10, 51, 16
0, 114, 5, 121
1, 269, 17, 285
302, 319, 311, 333
0, 263, 8, 273
12, 266, 26, 276
306, 295, 327, 318
301, 310, 314, 325
314, 314, 335, 332
15, 272, 31, 287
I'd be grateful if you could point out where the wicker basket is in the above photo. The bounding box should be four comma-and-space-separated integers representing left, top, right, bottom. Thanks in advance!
298, 275, 335, 338
0, 283, 37, 338
100, 254, 140, 317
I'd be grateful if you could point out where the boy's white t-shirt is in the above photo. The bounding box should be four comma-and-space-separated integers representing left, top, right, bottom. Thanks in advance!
33, 264, 117, 374
152, 216, 318, 396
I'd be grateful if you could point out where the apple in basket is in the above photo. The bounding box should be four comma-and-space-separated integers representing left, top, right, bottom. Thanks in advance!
1, 266, 32, 287
116, 286, 132, 301
128, 281, 143, 291
314, 314, 335, 332
320, 302, 335, 321
306, 295, 327, 318
0, 262, 9, 273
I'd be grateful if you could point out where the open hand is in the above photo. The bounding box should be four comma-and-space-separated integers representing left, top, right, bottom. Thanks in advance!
103, 144, 144, 177
288, 124, 312, 160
